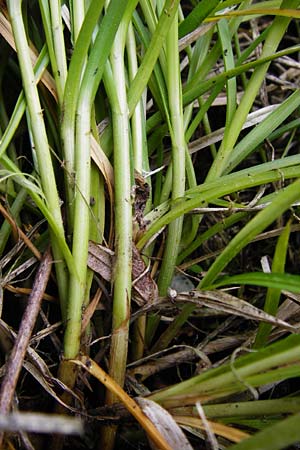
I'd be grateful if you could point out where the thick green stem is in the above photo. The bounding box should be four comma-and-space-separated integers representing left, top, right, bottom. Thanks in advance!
100, 4, 138, 449
63, 102, 91, 359
62, 0, 131, 364
158, 12, 186, 293
106, 10, 134, 400
49, 0, 68, 105
8, 0, 69, 316
61, 0, 105, 231
69, 0, 85, 42
150, 9, 186, 352
126, 21, 148, 360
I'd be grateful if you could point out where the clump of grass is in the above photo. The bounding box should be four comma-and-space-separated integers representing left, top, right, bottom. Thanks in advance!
1, 1, 300, 449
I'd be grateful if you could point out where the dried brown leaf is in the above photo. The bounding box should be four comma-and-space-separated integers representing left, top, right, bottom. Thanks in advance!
136, 398, 193, 450
88, 241, 158, 305
91, 136, 114, 201
87, 242, 113, 282
133, 171, 150, 231
22, 360, 81, 413
132, 245, 158, 306
173, 290, 297, 332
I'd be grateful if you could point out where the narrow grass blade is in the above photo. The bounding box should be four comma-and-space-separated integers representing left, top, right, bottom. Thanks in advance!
226, 89, 300, 174
178, 0, 219, 38
200, 178, 300, 288
228, 412, 300, 450
138, 161, 300, 250
254, 222, 291, 348
208, 271, 300, 294
149, 335, 300, 407
128, 0, 180, 116
218, 18, 236, 125
206, 0, 300, 180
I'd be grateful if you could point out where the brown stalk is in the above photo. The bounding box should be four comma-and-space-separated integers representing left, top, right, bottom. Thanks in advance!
0, 248, 52, 446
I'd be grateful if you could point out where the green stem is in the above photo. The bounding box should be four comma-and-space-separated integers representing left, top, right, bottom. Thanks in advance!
126, 21, 148, 360
150, 8, 186, 352
63, 0, 131, 362
61, 0, 105, 231
7, 0, 70, 316
49, 0, 68, 105
159, 8, 186, 292
69, 0, 85, 42
63, 100, 91, 359
38, 0, 60, 101
105, 0, 138, 394
100, 3, 138, 448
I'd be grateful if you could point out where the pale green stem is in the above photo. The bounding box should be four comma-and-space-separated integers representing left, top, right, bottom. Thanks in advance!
127, 22, 145, 172
106, 12, 135, 394
70, 0, 85, 42
49, 0, 68, 104
63, 102, 91, 358
157, 9, 185, 295
151, 9, 186, 352
100, 14, 134, 450
126, 21, 148, 360
62, 0, 131, 364
61, 0, 105, 232
8, 0, 70, 315
38, 0, 60, 99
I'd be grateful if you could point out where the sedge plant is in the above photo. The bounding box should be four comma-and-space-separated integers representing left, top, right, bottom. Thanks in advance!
1, 1, 300, 449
